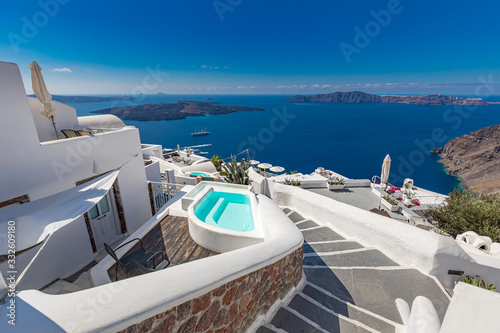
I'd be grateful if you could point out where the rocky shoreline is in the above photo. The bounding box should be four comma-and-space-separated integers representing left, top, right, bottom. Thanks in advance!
92, 100, 265, 121
434, 124, 500, 194
283, 91, 488, 106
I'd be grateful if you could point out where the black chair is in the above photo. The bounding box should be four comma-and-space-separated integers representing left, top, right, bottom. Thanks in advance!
134, 255, 173, 275
104, 238, 167, 281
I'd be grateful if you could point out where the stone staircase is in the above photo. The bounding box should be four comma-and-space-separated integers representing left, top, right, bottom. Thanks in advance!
255, 209, 451, 333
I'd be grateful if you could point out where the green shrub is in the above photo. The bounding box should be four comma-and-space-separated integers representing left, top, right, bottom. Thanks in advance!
424, 189, 500, 242
210, 155, 223, 171
283, 179, 301, 186
328, 176, 345, 185
222, 157, 250, 185
461, 274, 496, 292
382, 195, 398, 205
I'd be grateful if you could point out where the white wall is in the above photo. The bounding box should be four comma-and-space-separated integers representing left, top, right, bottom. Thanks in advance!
0, 194, 303, 332
0, 61, 152, 289
271, 184, 500, 289
145, 161, 161, 183
28, 97, 79, 142
141, 144, 163, 159
0, 216, 94, 290
440, 282, 500, 332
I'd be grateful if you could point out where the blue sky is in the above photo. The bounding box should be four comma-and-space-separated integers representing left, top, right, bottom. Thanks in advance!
2, 0, 500, 95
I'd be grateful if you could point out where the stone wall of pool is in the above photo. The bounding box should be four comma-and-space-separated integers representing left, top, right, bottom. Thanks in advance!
120, 246, 303, 333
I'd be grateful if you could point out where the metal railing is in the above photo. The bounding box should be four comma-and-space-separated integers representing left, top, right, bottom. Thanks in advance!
148, 182, 184, 214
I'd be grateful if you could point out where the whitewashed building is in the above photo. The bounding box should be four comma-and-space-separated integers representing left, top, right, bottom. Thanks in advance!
0, 61, 152, 290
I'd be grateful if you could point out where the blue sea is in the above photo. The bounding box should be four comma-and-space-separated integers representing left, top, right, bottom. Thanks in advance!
68, 95, 500, 195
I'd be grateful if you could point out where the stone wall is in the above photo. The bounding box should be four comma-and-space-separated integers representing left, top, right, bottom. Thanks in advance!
119, 246, 303, 333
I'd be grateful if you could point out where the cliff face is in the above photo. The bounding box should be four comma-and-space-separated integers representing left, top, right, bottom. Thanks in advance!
439, 124, 500, 194
282, 91, 488, 106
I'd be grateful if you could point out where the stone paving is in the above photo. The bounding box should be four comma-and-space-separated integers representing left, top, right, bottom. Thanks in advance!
256, 209, 451, 333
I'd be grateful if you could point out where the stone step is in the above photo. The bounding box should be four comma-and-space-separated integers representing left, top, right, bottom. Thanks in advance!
304, 267, 450, 324
296, 220, 320, 230
302, 285, 396, 333
303, 249, 398, 268
255, 326, 276, 333
304, 241, 364, 254
286, 295, 374, 333
302, 227, 345, 243
288, 211, 306, 223
271, 307, 325, 333
72, 271, 93, 290
42, 280, 83, 295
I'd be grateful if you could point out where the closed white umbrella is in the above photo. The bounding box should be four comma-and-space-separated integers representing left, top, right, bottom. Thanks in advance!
29, 61, 59, 139
378, 154, 391, 210
380, 154, 391, 189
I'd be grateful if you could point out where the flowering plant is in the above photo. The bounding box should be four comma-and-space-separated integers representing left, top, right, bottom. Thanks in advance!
405, 198, 420, 208
385, 186, 401, 194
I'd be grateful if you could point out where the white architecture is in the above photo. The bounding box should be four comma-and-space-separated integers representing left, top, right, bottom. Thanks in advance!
0, 61, 152, 290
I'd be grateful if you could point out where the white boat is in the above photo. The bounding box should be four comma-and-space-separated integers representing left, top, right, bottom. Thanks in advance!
192, 126, 209, 136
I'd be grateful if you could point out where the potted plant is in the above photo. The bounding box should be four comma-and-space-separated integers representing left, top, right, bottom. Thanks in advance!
402, 182, 412, 195
283, 178, 301, 186
327, 176, 345, 190
381, 195, 399, 212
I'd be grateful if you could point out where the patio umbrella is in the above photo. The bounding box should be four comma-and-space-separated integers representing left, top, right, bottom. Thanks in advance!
380, 154, 391, 189
257, 163, 272, 177
270, 166, 285, 175
250, 160, 260, 165
379, 154, 391, 209
29, 61, 59, 139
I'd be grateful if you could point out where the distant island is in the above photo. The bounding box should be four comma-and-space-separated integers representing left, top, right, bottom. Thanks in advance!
282, 91, 488, 106
28, 95, 136, 103
92, 100, 265, 121
434, 124, 500, 195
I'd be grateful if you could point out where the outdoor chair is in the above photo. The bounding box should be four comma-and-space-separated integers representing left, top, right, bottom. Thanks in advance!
76, 130, 92, 136
104, 238, 167, 281
134, 255, 173, 275
61, 129, 79, 138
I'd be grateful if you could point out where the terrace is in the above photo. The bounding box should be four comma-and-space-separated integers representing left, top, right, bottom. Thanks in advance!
108, 215, 218, 281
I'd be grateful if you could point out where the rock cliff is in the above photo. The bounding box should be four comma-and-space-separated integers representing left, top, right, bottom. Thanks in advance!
437, 124, 500, 194
282, 91, 488, 106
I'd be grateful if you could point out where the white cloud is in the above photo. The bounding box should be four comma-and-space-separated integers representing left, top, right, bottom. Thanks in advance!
51, 68, 72, 72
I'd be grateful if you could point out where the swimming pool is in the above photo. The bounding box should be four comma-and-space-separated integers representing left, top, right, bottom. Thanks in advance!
187, 184, 264, 252
195, 191, 254, 232
190, 172, 212, 178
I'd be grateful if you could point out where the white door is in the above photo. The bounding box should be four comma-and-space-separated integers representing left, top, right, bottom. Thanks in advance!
89, 192, 119, 248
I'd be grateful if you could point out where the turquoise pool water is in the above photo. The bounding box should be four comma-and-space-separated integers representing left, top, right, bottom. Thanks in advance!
191, 172, 212, 177
195, 191, 254, 232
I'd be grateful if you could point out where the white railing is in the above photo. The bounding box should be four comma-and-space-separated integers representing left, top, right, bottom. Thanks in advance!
149, 182, 184, 214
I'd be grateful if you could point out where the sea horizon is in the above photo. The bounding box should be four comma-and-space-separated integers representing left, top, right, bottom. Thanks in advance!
65, 93, 500, 195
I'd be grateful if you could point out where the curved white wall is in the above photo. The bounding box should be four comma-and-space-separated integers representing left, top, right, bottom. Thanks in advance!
28, 97, 79, 142
0, 194, 303, 332
271, 184, 500, 289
